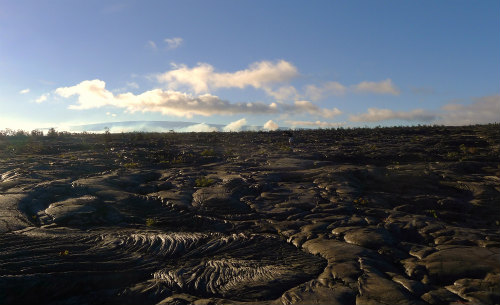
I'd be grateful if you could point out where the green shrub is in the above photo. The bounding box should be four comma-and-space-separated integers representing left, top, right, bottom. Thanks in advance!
446, 151, 459, 160
123, 162, 139, 168
58, 250, 69, 256
145, 218, 157, 226
279, 144, 291, 152
224, 149, 235, 157
425, 209, 438, 219
201, 149, 216, 157
195, 177, 214, 187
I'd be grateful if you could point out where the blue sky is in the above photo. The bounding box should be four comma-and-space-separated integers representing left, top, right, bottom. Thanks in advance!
1, 0, 499, 131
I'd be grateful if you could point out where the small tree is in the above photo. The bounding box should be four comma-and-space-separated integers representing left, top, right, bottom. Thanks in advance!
104, 127, 112, 144
31, 129, 44, 137
15, 130, 29, 137
47, 128, 57, 138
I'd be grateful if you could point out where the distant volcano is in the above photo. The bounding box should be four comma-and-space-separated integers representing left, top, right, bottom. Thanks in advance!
67, 121, 273, 133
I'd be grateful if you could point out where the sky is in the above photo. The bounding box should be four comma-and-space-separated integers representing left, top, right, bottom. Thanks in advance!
1, 0, 499, 132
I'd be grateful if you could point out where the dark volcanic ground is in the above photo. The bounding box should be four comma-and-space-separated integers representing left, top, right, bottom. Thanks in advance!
1, 125, 499, 305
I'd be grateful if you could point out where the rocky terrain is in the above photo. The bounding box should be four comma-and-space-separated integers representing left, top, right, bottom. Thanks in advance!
0, 125, 499, 305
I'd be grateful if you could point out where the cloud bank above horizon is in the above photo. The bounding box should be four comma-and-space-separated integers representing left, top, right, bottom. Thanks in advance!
43, 60, 399, 124
53, 78, 342, 119
31, 59, 499, 129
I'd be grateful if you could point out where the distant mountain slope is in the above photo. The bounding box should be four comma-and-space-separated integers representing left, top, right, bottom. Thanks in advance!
67, 121, 275, 133
69, 121, 211, 132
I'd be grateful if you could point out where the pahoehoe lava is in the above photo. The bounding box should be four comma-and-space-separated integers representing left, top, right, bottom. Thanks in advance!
1, 125, 499, 304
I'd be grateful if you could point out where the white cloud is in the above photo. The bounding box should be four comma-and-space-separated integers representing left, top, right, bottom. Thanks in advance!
223, 118, 247, 132
438, 95, 500, 125
180, 123, 219, 132
54, 79, 339, 119
56, 80, 114, 109
19, 88, 30, 94
157, 63, 214, 93
212, 60, 298, 89
157, 60, 298, 94
164, 37, 183, 50
349, 108, 436, 122
349, 94, 500, 125
147, 40, 157, 50
285, 100, 342, 118
55, 79, 278, 118
352, 79, 400, 95
263, 85, 299, 101
263, 120, 279, 131
305, 82, 346, 100
285, 120, 344, 128
156, 60, 404, 105
35, 93, 49, 103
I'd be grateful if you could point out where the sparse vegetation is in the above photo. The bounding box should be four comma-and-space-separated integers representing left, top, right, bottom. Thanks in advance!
58, 250, 69, 256
201, 149, 216, 157
1, 123, 498, 167
460, 143, 478, 155
353, 197, 368, 205
195, 177, 215, 187
145, 218, 157, 227
446, 151, 459, 160
279, 144, 292, 152
123, 162, 139, 168
224, 149, 236, 158
425, 209, 439, 219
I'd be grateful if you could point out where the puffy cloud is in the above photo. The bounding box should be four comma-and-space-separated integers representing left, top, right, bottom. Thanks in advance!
349, 108, 436, 122
352, 79, 400, 95
157, 60, 403, 104
19, 88, 30, 94
305, 82, 346, 100
223, 118, 247, 132
213, 60, 298, 89
438, 95, 500, 125
157, 60, 298, 94
285, 120, 344, 128
349, 95, 500, 125
180, 123, 219, 132
263, 120, 279, 131
54, 79, 340, 119
56, 80, 114, 109
164, 37, 183, 50
35, 93, 49, 103
285, 101, 342, 118
56, 80, 271, 117
157, 63, 214, 93
263, 85, 299, 101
